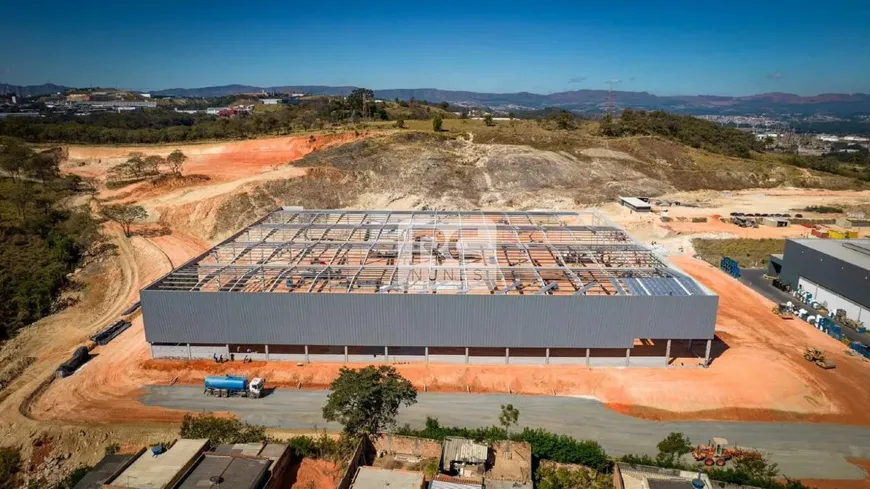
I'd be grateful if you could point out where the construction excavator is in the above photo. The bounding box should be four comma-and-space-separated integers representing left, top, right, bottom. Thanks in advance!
804, 348, 836, 369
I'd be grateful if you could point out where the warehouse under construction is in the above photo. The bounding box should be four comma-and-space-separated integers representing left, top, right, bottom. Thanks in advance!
141, 209, 718, 366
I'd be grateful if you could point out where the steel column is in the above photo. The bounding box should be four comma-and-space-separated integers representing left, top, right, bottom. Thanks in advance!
465, 347, 469, 364
625, 348, 631, 367
505, 348, 510, 365
425, 346, 429, 365
265, 344, 269, 361
704, 339, 712, 366
586, 348, 591, 366
665, 339, 671, 366
304, 345, 309, 363
344, 346, 348, 364
187, 344, 191, 360
545, 348, 550, 365
385, 346, 389, 363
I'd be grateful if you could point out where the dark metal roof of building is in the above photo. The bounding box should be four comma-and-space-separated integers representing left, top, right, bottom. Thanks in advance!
175, 453, 270, 489
72, 454, 137, 489
791, 239, 870, 272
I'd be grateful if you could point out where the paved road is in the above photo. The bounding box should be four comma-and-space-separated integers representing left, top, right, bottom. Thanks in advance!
740, 269, 870, 345
143, 387, 870, 480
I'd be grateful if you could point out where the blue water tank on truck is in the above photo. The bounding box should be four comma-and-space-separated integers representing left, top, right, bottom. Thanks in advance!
203, 375, 265, 398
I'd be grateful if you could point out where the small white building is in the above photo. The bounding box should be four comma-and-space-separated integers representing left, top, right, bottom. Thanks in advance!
206, 107, 229, 115
260, 98, 282, 105
619, 197, 652, 213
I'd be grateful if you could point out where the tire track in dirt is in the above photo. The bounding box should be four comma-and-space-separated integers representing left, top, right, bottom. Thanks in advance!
142, 236, 175, 268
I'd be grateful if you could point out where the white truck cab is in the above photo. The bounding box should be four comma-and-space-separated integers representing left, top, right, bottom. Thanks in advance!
249, 377, 266, 398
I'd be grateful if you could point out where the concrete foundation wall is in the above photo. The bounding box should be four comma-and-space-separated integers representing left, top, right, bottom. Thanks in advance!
190, 345, 228, 359
428, 354, 466, 364
150, 345, 668, 366
508, 356, 548, 365
152, 344, 188, 359
308, 354, 346, 363
267, 353, 307, 362
548, 356, 587, 365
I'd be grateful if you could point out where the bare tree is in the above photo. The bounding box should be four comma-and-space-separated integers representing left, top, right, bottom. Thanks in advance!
166, 150, 188, 175
102, 204, 148, 237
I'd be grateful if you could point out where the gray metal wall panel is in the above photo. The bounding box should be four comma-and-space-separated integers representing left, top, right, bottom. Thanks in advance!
779, 240, 870, 309
141, 290, 718, 348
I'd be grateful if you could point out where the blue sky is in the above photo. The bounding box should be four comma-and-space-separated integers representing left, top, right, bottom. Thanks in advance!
2, 0, 869, 95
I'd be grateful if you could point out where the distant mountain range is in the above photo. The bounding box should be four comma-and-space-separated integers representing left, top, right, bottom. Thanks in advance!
3, 82, 870, 116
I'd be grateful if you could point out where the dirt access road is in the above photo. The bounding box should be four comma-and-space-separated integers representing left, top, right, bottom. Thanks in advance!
140, 388, 868, 481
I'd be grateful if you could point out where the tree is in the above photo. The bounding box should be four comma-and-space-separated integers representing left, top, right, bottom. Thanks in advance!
180, 413, 267, 445
6, 182, 34, 223
432, 115, 443, 132
439, 101, 450, 110
322, 365, 417, 436
536, 463, 611, 489
394, 118, 406, 129
124, 152, 147, 179
499, 403, 520, 457
346, 88, 375, 119
484, 114, 495, 126
0, 136, 33, 183
143, 155, 165, 176
166, 149, 188, 175
102, 203, 148, 237
655, 432, 693, 467
508, 112, 516, 121
732, 450, 779, 479
499, 403, 519, 435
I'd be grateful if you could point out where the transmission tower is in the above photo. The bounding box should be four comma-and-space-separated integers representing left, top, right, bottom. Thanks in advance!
605, 79, 621, 116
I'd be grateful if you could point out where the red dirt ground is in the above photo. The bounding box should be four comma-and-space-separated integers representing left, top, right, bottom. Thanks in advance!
665, 215, 817, 239
286, 458, 342, 489
63, 132, 376, 184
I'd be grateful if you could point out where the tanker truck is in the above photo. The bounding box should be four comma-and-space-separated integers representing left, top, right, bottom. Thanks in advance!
203, 375, 265, 398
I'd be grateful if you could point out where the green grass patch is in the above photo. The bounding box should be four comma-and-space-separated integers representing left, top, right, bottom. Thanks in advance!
692, 238, 785, 268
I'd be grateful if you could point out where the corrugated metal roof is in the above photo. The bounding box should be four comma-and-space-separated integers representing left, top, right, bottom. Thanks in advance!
619, 197, 651, 208
429, 480, 483, 489
441, 438, 488, 471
